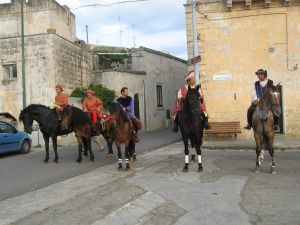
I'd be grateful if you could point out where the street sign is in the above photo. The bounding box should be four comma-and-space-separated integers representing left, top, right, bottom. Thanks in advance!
187, 55, 201, 65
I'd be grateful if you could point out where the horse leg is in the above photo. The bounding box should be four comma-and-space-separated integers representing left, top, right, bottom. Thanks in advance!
190, 138, 196, 162
43, 134, 50, 163
82, 138, 88, 158
195, 138, 203, 173
132, 141, 137, 161
267, 134, 276, 174
76, 137, 83, 163
52, 135, 59, 163
116, 143, 123, 170
87, 137, 94, 162
254, 133, 263, 172
183, 135, 189, 172
125, 142, 130, 170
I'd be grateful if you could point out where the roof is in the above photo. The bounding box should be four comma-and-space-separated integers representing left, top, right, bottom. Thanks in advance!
134, 47, 187, 64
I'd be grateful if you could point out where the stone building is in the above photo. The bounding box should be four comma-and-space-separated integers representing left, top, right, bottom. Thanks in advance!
92, 46, 187, 131
0, 0, 92, 115
0, 0, 187, 146
185, 0, 300, 135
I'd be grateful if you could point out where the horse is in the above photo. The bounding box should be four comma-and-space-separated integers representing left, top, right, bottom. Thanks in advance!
252, 84, 281, 174
108, 102, 136, 170
179, 85, 204, 172
60, 106, 94, 163
19, 104, 74, 163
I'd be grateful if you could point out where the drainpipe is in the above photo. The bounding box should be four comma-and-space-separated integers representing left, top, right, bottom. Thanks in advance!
143, 79, 147, 130
21, 0, 26, 108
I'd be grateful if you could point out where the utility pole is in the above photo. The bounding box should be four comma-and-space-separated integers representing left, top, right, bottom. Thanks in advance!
85, 25, 89, 44
118, 16, 123, 46
21, 0, 26, 108
132, 24, 136, 48
192, 0, 200, 85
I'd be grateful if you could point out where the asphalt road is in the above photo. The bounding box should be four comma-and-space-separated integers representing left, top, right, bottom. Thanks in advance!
0, 128, 180, 201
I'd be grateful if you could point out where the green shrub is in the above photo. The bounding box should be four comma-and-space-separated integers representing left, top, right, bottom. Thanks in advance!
70, 84, 116, 107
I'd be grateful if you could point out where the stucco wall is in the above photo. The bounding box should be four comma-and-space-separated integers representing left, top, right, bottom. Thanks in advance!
141, 50, 187, 130
93, 70, 147, 130
185, 0, 300, 135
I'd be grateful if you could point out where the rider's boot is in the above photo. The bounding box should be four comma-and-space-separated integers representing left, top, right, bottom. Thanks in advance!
172, 115, 179, 133
91, 124, 98, 136
244, 124, 251, 130
133, 131, 140, 143
172, 120, 179, 132
204, 116, 211, 130
274, 125, 280, 133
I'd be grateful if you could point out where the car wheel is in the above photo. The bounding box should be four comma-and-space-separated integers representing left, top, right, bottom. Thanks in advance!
20, 140, 31, 154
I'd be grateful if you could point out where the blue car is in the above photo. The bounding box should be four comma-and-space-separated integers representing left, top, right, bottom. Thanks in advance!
0, 120, 32, 154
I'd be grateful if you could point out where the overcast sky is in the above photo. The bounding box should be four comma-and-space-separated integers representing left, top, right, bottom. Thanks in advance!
54, 0, 187, 59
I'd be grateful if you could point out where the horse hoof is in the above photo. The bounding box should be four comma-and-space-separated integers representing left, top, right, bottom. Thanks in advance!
118, 167, 123, 171
108, 154, 113, 159
125, 167, 131, 171
254, 167, 260, 173
76, 159, 82, 163
270, 168, 276, 175
90, 159, 94, 163
43, 159, 49, 164
182, 167, 188, 172
198, 167, 203, 173
53, 160, 59, 164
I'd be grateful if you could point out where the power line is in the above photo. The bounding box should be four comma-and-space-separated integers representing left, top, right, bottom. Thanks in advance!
71, 0, 151, 10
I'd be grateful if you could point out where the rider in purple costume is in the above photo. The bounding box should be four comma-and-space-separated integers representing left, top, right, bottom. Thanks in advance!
116, 87, 140, 142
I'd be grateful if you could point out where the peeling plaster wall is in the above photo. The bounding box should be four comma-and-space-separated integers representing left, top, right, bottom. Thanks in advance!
185, 0, 300, 135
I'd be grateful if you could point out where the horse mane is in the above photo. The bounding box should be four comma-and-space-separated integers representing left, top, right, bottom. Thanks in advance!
68, 106, 91, 126
183, 85, 200, 111
19, 104, 52, 121
110, 102, 130, 122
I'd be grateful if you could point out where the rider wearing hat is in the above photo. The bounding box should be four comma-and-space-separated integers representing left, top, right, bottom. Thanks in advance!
244, 68, 280, 133
82, 89, 104, 124
172, 70, 210, 132
53, 84, 68, 111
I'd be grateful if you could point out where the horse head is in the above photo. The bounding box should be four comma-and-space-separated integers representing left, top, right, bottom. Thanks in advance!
185, 85, 201, 111
61, 106, 72, 130
19, 110, 34, 134
261, 83, 281, 117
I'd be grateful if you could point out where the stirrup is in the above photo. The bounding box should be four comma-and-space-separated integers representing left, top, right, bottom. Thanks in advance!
244, 124, 251, 130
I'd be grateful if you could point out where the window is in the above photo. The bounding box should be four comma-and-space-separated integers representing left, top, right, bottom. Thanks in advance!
0, 123, 15, 134
156, 84, 163, 107
3, 64, 17, 79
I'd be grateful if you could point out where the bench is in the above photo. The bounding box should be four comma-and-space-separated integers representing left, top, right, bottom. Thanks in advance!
204, 121, 241, 141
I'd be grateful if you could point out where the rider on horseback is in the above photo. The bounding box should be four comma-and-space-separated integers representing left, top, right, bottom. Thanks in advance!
82, 89, 104, 135
172, 70, 210, 132
116, 87, 140, 143
53, 84, 68, 121
244, 68, 280, 133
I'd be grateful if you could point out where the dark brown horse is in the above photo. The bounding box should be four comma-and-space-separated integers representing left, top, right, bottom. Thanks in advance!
108, 102, 135, 170
60, 106, 94, 163
252, 84, 281, 174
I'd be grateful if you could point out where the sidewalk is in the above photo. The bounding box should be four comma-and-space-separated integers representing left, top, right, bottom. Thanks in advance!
202, 134, 300, 151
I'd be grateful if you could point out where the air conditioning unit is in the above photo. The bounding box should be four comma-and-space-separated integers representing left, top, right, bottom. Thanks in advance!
265, 0, 271, 7
284, 0, 290, 6
227, 0, 232, 11
246, 0, 251, 9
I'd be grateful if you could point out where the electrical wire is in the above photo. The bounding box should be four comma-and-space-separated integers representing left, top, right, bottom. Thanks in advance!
71, 0, 151, 10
